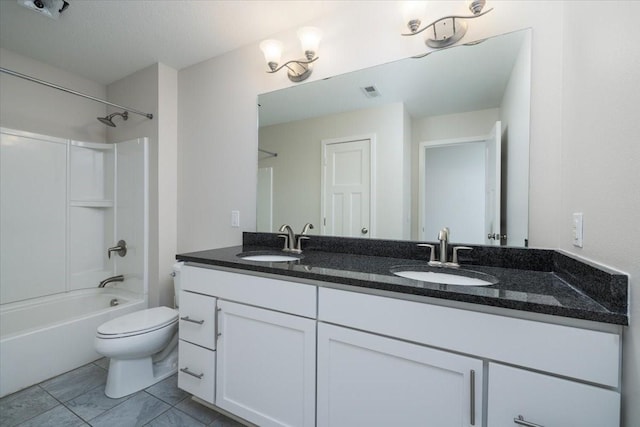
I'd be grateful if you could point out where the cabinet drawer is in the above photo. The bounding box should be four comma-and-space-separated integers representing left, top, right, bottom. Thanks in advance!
487, 363, 620, 427
179, 291, 217, 350
183, 265, 316, 318
178, 340, 216, 404
319, 288, 620, 387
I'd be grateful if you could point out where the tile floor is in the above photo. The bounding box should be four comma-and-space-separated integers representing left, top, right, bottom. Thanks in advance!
0, 358, 244, 427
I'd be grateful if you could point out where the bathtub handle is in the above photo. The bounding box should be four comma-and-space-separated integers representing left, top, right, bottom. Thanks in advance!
180, 367, 204, 379
180, 316, 204, 325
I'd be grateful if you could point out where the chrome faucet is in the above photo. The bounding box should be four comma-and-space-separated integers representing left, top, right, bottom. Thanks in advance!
438, 227, 449, 264
295, 223, 314, 252
98, 275, 124, 288
418, 227, 473, 267
278, 224, 296, 252
278, 223, 314, 253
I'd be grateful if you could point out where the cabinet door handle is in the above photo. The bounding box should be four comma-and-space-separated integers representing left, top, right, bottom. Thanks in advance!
470, 369, 476, 425
180, 316, 204, 325
180, 367, 204, 379
514, 415, 544, 427
215, 307, 221, 340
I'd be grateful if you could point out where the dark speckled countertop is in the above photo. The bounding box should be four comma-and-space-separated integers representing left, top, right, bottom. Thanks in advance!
176, 233, 629, 326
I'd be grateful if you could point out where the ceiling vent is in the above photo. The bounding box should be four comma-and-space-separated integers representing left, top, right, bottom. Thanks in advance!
17, 0, 69, 20
361, 85, 381, 98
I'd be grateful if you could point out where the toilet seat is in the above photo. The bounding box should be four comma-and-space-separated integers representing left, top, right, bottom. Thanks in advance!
97, 306, 178, 338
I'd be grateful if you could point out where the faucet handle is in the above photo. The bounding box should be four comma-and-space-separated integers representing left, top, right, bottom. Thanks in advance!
451, 246, 473, 266
417, 244, 436, 263
295, 235, 310, 252
277, 234, 289, 251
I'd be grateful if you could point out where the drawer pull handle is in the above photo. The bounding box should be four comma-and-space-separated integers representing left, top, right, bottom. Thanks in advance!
470, 369, 475, 425
180, 367, 204, 379
180, 316, 204, 325
514, 415, 544, 427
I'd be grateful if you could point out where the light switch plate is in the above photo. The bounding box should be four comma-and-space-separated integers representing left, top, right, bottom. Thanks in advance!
572, 213, 583, 247
231, 210, 240, 228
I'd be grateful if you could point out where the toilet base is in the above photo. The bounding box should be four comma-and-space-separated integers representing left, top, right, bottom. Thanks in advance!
104, 345, 178, 398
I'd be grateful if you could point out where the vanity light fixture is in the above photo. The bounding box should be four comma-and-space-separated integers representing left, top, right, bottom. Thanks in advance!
259, 27, 322, 82
401, 0, 493, 48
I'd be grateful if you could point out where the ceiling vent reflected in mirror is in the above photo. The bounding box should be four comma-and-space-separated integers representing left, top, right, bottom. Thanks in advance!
361, 85, 381, 98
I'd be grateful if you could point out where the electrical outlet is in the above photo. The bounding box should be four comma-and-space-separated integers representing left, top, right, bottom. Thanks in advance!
231, 210, 240, 228
572, 213, 583, 247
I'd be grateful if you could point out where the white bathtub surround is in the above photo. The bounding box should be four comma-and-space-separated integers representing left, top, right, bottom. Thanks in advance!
0, 127, 149, 397
0, 288, 145, 397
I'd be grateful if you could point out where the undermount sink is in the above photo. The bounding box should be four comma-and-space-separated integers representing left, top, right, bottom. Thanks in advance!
238, 252, 302, 262
390, 266, 498, 287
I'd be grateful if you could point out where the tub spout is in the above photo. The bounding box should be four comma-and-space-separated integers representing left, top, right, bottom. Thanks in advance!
99, 275, 124, 288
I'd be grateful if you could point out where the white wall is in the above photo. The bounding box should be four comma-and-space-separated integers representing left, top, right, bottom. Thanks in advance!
500, 32, 531, 247
177, 2, 638, 424
107, 63, 178, 308
258, 102, 407, 239
559, 3, 640, 425
0, 47, 106, 142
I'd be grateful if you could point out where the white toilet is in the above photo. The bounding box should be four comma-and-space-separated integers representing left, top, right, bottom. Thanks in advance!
95, 262, 183, 398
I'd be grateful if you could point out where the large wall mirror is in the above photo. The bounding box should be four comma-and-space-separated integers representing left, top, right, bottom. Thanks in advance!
258, 29, 531, 247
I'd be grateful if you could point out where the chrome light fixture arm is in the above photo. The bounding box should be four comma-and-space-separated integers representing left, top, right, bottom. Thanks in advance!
401, 0, 494, 50
265, 56, 319, 75
401, 8, 493, 37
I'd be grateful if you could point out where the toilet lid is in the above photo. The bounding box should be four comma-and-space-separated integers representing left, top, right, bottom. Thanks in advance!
97, 306, 178, 336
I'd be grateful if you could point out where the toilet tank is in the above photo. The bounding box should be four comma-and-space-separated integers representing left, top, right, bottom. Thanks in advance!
172, 262, 184, 308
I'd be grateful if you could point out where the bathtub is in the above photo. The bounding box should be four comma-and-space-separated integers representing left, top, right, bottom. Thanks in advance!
0, 288, 146, 397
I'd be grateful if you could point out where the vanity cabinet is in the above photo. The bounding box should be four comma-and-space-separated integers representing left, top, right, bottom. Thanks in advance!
318, 287, 622, 427
177, 290, 217, 404
178, 264, 622, 427
216, 300, 316, 427
317, 322, 482, 427
487, 363, 620, 427
178, 265, 317, 427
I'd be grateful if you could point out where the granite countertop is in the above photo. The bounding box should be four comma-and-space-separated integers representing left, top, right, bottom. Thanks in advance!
176, 234, 629, 326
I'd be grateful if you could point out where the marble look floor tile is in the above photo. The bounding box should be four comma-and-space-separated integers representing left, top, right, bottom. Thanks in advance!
145, 375, 188, 406
144, 408, 206, 427
15, 404, 87, 427
39, 364, 107, 402
174, 397, 222, 425
92, 358, 110, 371
0, 385, 59, 427
89, 392, 170, 427
210, 415, 247, 427
64, 384, 131, 421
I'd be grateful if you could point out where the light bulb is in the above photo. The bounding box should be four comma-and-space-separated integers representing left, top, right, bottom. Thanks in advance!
468, 0, 487, 15
401, 1, 426, 33
259, 39, 283, 70
297, 27, 322, 59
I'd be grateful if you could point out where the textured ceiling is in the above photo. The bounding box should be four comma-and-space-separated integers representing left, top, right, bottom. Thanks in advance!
0, 0, 347, 85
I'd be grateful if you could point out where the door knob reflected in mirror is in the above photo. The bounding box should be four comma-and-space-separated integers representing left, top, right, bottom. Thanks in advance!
361, 227, 368, 235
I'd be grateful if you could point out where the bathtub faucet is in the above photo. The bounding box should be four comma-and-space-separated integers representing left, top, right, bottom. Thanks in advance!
99, 275, 124, 288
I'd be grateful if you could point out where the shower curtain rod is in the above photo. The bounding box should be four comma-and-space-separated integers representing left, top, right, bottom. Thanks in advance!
0, 67, 154, 120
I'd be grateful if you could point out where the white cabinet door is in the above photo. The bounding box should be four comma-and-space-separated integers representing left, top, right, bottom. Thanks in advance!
216, 300, 316, 427
317, 323, 483, 427
178, 340, 215, 404
179, 291, 216, 350
487, 363, 620, 427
